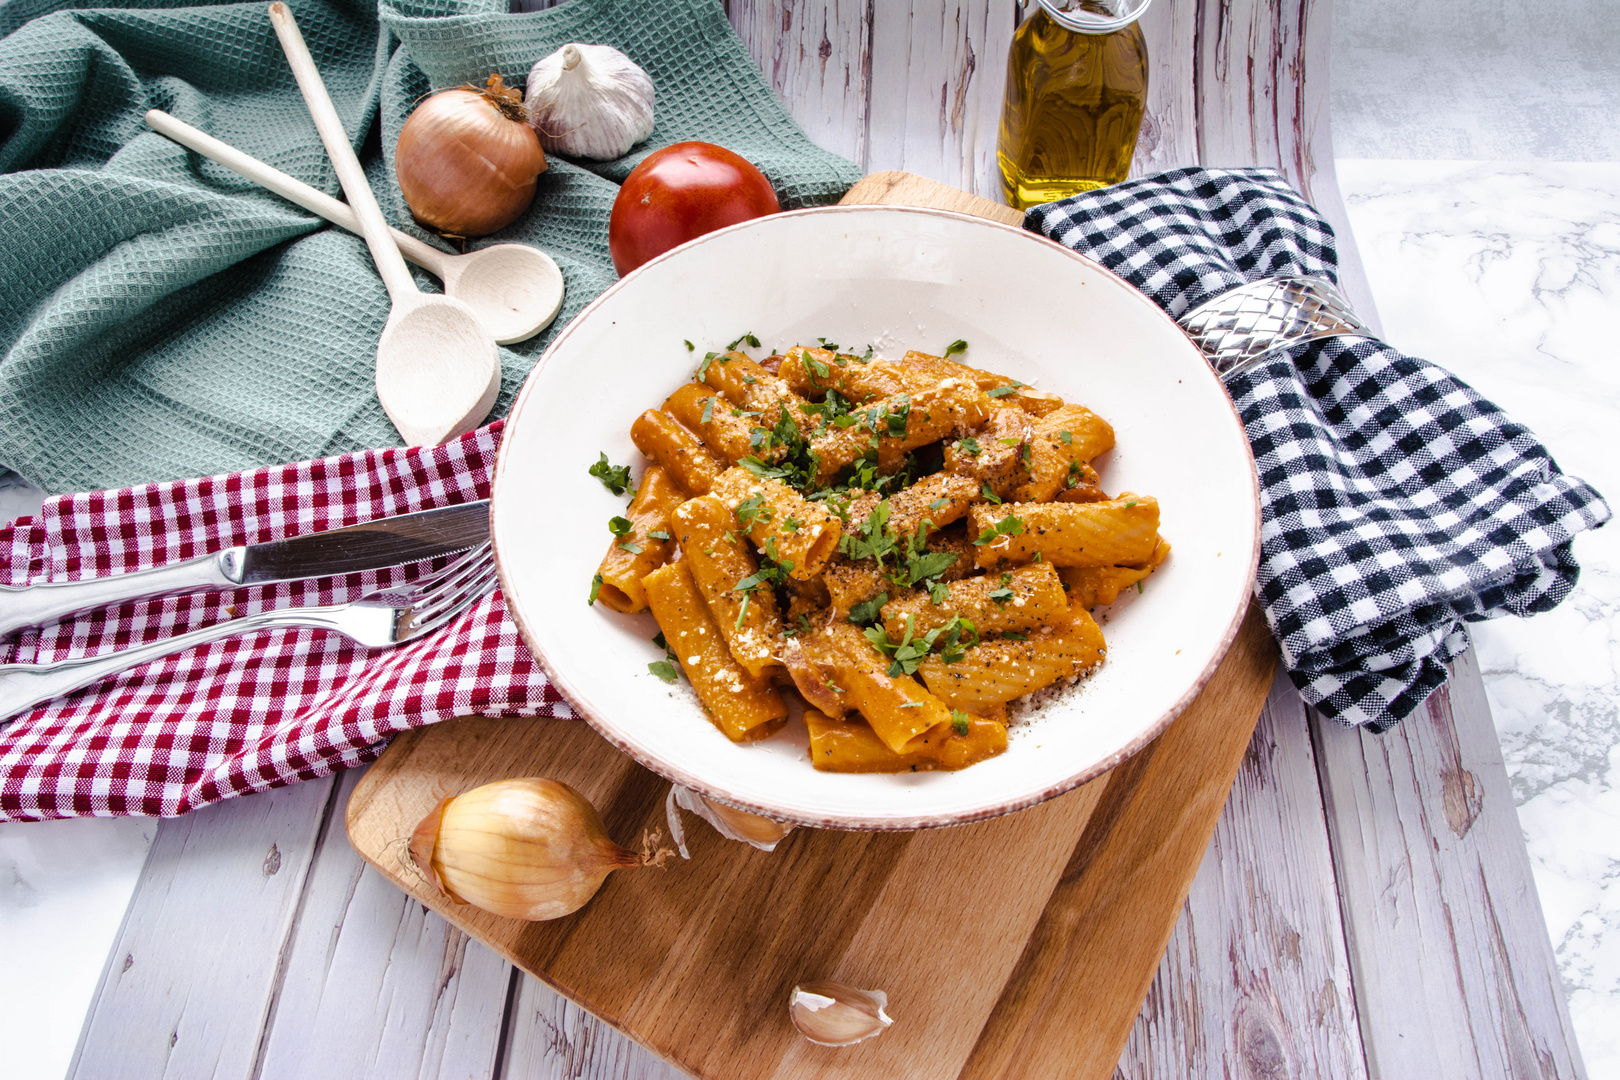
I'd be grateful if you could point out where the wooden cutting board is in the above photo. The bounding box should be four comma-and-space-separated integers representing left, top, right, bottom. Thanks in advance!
347, 173, 1279, 1080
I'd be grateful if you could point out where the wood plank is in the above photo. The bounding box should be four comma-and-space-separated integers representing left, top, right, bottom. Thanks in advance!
68, 777, 338, 1080
864, 1, 1016, 199
1129, 0, 1200, 178
253, 768, 513, 1080
955, 604, 1276, 1080
840, 170, 1024, 226
725, 0, 871, 167
1311, 646, 1589, 1080
1117, 669, 1368, 1079
501, 973, 690, 1080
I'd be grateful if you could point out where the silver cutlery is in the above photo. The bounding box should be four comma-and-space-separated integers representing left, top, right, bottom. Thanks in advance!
0, 544, 497, 722
0, 499, 489, 639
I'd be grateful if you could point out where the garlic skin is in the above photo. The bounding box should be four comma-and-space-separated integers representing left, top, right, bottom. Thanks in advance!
788, 981, 894, 1047
410, 778, 653, 921
666, 783, 795, 855
526, 43, 655, 160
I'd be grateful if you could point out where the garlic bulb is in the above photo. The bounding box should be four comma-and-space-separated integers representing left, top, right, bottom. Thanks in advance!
666, 784, 795, 855
409, 778, 670, 920
526, 43, 655, 160
788, 981, 894, 1047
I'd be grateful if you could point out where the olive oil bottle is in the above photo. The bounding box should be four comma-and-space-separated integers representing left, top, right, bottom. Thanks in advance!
998, 0, 1151, 210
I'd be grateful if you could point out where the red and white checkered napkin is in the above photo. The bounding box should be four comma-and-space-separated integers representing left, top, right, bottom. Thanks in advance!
0, 421, 574, 822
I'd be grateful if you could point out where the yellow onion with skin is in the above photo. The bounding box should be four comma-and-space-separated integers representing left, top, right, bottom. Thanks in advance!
395, 74, 547, 237
409, 777, 665, 920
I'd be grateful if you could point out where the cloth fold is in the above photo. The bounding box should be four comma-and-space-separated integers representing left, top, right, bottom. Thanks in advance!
0, 0, 860, 493
1027, 167, 1610, 729
0, 422, 573, 821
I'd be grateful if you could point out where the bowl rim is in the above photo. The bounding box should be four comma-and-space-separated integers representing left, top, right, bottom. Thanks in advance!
492, 202, 1262, 830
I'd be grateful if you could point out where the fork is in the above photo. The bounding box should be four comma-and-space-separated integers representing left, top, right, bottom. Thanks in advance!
0, 544, 497, 722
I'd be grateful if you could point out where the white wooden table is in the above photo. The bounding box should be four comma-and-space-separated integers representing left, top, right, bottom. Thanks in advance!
62, 2, 1589, 1077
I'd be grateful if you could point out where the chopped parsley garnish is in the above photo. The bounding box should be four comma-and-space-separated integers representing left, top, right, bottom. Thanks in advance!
863, 614, 977, 677
735, 493, 774, 530
1124, 499, 1138, 508
847, 592, 889, 626
588, 573, 603, 606
806, 353, 831, 380
696, 351, 720, 381
648, 529, 671, 540
608, 516, 633, 537
957, 437, 981, 457
989, 573, 1015, 605
588, 453, 633, 496
648, 631, 681, 683
1019, 442, 1031, 464
928, 579, 951, 604
883, 395, 912, 438
783, 612, 813, 638
733, 594, 750, 631
987, 381, 1026, 398
1066, 460, 1084, 487
950, 710, 971, 736
973, 513, 1025, 546
817, 337, 840, 351
1001, 632, 1029, 642
727, 331, 761, 350
700, 398, 714, 424
734, 551, 793, 594
928, 498, 949, 511
684, 339, 694, 351
1059, 430, 1073, 445
942, 339, 968, 358
783, 516, 803, 533
840, 500, 899, 567
617, 541, 643, 555
981, 483, 1002, 505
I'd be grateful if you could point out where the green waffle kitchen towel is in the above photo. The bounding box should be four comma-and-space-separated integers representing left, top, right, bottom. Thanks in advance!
0, 0, 860, 492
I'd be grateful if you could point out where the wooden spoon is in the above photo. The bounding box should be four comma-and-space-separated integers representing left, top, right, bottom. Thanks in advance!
267, 1, 498, 447
144, 110, 564, 346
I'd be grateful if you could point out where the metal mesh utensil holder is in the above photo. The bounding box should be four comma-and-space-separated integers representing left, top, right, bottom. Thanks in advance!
1178, 275, 1373, 383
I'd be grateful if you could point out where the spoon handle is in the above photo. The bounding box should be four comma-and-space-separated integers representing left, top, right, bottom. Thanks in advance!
144, 110, 450, 277
266, 2, 418, 303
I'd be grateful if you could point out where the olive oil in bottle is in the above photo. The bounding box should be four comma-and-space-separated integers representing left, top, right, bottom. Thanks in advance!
998, 0, 1151, 210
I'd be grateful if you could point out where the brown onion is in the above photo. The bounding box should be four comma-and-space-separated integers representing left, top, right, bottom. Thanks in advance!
409, 777, 669, 920
396, 74, 547, 237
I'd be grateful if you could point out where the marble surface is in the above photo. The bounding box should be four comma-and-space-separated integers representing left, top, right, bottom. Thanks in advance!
1332, 0, 1620, 162
1339, 158, 1619, 1076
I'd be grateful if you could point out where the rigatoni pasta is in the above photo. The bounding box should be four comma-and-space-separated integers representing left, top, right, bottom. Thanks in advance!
590, 339, 1168, 774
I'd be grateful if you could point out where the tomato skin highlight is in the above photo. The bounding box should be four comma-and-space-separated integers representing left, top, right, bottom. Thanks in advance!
608, 142, 781, 275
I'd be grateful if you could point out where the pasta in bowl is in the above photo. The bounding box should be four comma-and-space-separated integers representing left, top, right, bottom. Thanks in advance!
492, 206, 1258, 829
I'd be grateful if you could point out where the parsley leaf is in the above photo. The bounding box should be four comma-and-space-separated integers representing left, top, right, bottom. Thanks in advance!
684, 340, 695, 352
987, 380, 1027, 398
617, 541, 644, 555
942, 339, 968, 357
648, 660, 679, 682
608, 516, 633, 537
806, 353, 831, 380
848, 591, 889, 626
839, 500, 899, 567
735, 493, 774, 530
817, 336, 840, 351
989, 572, 1015, 605
884, 395, 912, 439
1059, 430, 1072, 445
648, 529, 671, 540
928, 579, 951, 605
727, 332, 762, 350
957, 436, 981, 457
950, 710, 971, 735
700, 398, 714, 425
588, 452, 633, 496
696, 351, 720, 381
588, 573, 603, 606
973, 514, 1025, 546
981, 483, 1002, 505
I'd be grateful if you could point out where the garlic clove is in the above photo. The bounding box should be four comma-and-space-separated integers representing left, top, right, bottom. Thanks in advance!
666, 783, 795, 853
525, 42, 655, 161
788, 981, 894, 1047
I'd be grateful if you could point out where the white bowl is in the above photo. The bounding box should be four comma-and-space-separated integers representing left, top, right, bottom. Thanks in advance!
492, 205, 1258, 830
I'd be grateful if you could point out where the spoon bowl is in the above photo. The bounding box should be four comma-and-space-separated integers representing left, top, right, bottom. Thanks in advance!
438, 242, 565, 345
377, 294, 501, 447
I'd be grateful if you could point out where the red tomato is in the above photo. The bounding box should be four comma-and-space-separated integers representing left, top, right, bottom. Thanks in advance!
608, 142, 781, 276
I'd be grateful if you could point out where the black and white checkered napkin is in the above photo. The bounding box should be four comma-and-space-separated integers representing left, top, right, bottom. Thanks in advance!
1027, 167, 1610, 731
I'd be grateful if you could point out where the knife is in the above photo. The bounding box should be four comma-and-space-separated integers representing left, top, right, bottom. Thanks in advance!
0, 499, 490, 638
